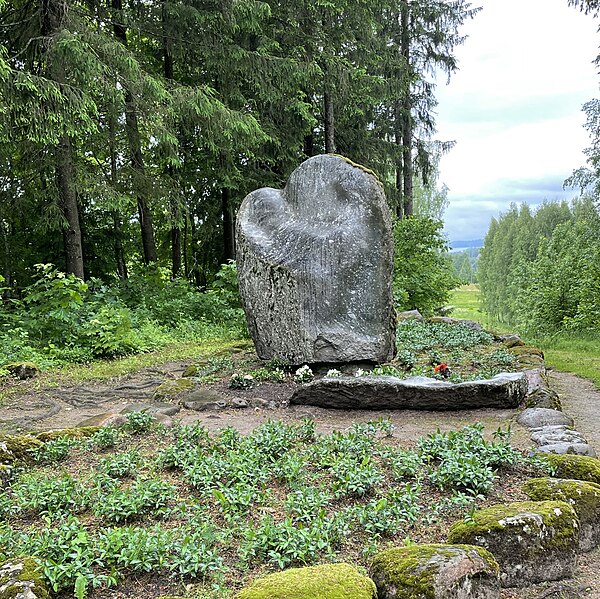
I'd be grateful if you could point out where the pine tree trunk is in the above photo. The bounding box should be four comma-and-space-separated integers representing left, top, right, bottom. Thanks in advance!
0, 219, 11, 291
43, 0, 85, 277
163, 4, 182, 277
56, 136, 85, 279
108, 117, 128, 279
112, 0, 157, 264
401, 1, 413, 217
221, 188, 235, 262
112, 212, 128, 279
324, 91, 336, 153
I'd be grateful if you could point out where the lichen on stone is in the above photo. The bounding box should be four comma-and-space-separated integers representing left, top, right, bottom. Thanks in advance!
235, 563, 377, 599
153, 378, 194, 400
0, 435, 43, 464
541, 454, 600, 485
370, 543, 499, 598
523, 477, 600, 552
0, 556, 50, 599
447, 500, 579, 586
36, 426, 100, 442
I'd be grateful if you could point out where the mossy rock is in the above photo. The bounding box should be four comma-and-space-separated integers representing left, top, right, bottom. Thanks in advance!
0, 556, 50, 598
36, 426, 100, 442
542, 454, 600, 485
525, 388, 561, 410
509, 346, 544, 359
182, 364, 200, 377
370, 543, 500, 599
235, 563, 377, 599
0, 435, 43, 464
153, 378, 195, 400
3, 362, 40, 379
523, 477, 600, 552
447, 500, 579, 587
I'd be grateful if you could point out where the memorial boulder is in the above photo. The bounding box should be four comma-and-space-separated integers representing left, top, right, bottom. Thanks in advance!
236, 154, 395, 364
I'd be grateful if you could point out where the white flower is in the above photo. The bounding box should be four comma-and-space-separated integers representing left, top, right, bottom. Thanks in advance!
326, 369, 342, 377
354, 368, 365, 377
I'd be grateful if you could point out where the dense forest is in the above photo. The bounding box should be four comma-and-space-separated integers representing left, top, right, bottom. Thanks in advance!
477, 197, 600, 337
0, 0, 476, 288
0, 0, 477, 368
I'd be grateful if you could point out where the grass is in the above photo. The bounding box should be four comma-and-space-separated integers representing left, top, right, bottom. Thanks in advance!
450, 285, 600, 388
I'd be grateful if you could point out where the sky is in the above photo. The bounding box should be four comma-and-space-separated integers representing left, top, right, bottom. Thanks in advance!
435, 0, 600, 243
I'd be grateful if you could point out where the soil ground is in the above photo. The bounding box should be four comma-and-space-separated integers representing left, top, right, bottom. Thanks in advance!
1, 361, 600, 597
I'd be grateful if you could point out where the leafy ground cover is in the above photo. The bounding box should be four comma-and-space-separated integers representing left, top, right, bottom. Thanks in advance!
0, 416, 548, 598
450, 285, 600, 388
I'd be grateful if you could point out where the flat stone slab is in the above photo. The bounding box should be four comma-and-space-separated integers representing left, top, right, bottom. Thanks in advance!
536, 442, 597, 457
517, 408, 574, 428
531, 428, 587, 446
290, 372, 527, 410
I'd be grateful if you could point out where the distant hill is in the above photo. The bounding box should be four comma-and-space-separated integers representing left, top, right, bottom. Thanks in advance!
449, 239, 484, 252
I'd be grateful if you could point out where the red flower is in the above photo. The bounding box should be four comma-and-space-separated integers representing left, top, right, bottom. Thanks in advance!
434, 363, 447, 372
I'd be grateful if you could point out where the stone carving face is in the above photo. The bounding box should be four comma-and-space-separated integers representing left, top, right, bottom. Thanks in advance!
236, 154, 395, 364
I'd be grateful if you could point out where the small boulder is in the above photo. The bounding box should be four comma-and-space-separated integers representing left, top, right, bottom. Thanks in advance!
235, 563, 376, 599
536, 442, 596, 458
0, 556, 50, 598
523, 478, 600, 552
501, 334, 524, 348
0, 434, 43, 464
447, 501, 579, 587
542, 454, 600, 485
531, 427, 586, 446
397, 310, 423, 322
525, 388, 561, 410
77, 413, 128, 428
4, 361, 40, 379
153, 378, 194, 401
370, 543, 500, 599
36, 426, 101, 442
182, 388, 229, 411
121, 403, 181, 417
517, 408, 573, 429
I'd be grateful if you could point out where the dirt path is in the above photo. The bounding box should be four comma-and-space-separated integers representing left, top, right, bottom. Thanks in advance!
503, 370, 600, 599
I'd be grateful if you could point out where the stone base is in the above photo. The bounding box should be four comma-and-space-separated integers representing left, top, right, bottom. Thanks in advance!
290, 373, 527, 410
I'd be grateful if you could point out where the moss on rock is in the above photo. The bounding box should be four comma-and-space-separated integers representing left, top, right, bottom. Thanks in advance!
447, 501, 579, 587
3, 362, 40, 379
0, 435, 43, 464
542, 454, 600, 485
235, 563, 376, 599
509, 346, 544, 358
523, 477, 600, 552
0, 556, 50, 599
153, 378, 195, 400
36, 426, 100, 442
370, 543, 499, 598
525, 388, 561, 410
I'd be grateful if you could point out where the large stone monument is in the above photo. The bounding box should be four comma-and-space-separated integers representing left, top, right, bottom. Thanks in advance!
236, 154, 395, 364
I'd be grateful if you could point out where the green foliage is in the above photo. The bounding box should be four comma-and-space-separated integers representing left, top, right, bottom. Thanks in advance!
393, 217, 460, 316
396, 320, 493, 352
478, 199, 600, 337
0, 265, 247, 370
0, 419, 539, 596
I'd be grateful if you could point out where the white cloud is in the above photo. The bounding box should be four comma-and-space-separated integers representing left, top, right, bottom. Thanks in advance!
435, 0, 599, 241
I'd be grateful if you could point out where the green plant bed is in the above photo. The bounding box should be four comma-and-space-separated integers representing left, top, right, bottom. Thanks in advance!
0, 420, 546, 597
